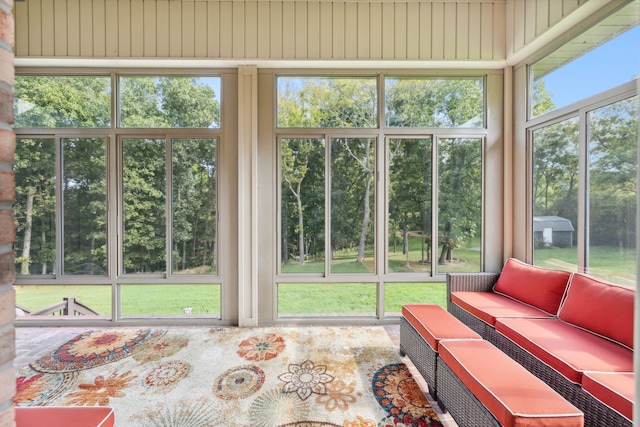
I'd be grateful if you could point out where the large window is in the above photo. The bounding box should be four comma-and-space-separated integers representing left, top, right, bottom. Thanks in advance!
529, 10, 639, 285
13, 74, 222, 321
276, 75, 486, 318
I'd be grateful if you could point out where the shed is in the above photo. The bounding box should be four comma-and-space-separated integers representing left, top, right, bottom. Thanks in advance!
533, 216, 574, 248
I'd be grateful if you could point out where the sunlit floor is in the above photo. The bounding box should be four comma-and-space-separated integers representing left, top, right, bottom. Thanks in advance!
14, 324, 458, 427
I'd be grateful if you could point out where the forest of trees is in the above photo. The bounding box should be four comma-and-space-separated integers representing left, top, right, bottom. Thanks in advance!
278, 78, 484, 272
12, 75, 637, 278
14, 76, 220, 275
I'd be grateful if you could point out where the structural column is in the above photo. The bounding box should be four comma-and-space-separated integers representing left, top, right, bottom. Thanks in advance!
237, 65, 258, 327
0, 0, 16, 425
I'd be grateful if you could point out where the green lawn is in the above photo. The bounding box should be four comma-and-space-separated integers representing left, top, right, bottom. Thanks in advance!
15, 243, 636, 318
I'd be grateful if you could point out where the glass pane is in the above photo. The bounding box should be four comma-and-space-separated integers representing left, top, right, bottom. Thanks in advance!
15, 285, 111, 318
532, 117, 579, 271
121, 284, 220, 317
280, 138, 326, 273
437, 138, 482, 273
119, 76, 221, 128
62, 138, 107, 275
122, 138, 166, 274
384, 282, 446, 316
278, 283, 376, 316
385, 77, 484, 128
171, 138, 217, 275
530, 11, 640, 117
14, 138, 56, 275
587, 96, 638, 286
14, 76, 111, 128
388, 138, 432, 273
277, 77, 377, 128
331, 138, 376, 273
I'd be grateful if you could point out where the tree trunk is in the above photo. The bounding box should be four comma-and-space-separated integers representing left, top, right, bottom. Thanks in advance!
21, 194, 34, 274
41, 227, 47, 274
295, 183, 305, 265
357, 171, 373, 263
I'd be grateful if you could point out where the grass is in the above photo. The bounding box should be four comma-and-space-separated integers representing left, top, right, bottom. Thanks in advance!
15, 242, 636, 318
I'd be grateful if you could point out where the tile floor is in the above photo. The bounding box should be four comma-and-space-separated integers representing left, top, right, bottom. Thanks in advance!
14, 324, 458, 427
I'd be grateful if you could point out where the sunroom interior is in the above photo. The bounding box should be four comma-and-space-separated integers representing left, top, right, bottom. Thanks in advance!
3, 0, 640, 421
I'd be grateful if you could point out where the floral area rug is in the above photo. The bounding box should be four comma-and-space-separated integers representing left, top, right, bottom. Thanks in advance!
15, 326, 443, 427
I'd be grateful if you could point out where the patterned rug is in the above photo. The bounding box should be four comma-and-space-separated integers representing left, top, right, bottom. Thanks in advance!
15, 326, 443, 427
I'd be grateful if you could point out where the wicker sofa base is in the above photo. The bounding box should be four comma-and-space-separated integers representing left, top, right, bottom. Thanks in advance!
448, 302, 488, 338
399, 317, 437, 399
436, 357, 501, 427
492, 329, 632, 427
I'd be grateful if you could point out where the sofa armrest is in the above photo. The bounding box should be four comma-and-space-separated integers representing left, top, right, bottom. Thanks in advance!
446, 272, 500, 311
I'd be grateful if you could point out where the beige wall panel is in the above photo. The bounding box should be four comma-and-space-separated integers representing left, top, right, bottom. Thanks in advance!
419, 2, 432, 59
369, 2, 382, 59
394, 3, 407, 59
480, 3, 493, 59
17, 0, 513, 62
169, 1, 182, 57
194, 2, 209, 57
66, 0, 80, 56
80, 0, 94, 56
468, 3, 481, 59
130, 0, 143, 57
381, 3, 394, 59
443, 2, 457, 60
233, 2, 246, 58
207, 2, 220, 58
93, 0, 106, 57
548, 0, 564, 27
220, 2, 234, 58
105, 0, 119, 57
307, 1, 320, 59
245, 2, 258, 59
118, 0, 131, 57
14, 1, 28, 57
54, 0, 68, 56
155, 1, 170, 57
357, 2, 370, 58
182, 1, 195, 58
143, 0, 157, 57
270, 2, 283, 59
456, 3, 469, 59
511, 0, 525, 53
332, 2, 345, 59
295, 2, 308, 58
493, 2, 505, 61
282, 2, 295, 58
41, 0, 55, 56
256, 2, 270, 58
536, 0, 549, 36
406, 2, 419, 59
431, 2, 444, 59
524, 0, 536, 45
345, 2, 358, 59
27, 0, 42, 56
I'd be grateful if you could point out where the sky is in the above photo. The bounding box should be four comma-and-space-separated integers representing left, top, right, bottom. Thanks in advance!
540, 25, 640, 109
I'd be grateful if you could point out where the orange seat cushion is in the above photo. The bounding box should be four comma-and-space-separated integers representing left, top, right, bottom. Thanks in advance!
402, 304, 481, 351
558, 273, 635, 350
451, 291, 552, 327
582, 371, 634, 421
439, 340, 583, 427
493, 258, 571, 315
496, 318, 633, 384
15, 406, 115, 427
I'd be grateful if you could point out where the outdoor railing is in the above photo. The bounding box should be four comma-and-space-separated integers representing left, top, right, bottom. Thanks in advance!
17, 297, 100, 316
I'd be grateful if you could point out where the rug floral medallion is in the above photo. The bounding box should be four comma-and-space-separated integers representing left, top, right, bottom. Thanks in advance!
16, 326, 443, 427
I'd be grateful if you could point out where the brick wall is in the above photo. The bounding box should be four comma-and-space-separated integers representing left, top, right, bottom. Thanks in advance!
0, 0, 15, 426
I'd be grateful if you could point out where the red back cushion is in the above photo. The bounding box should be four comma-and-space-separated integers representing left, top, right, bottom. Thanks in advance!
493, 258, 571, 315
558, 273, 635, 349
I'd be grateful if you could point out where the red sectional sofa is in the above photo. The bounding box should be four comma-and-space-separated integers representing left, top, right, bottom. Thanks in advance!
447, 258, 635, 427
